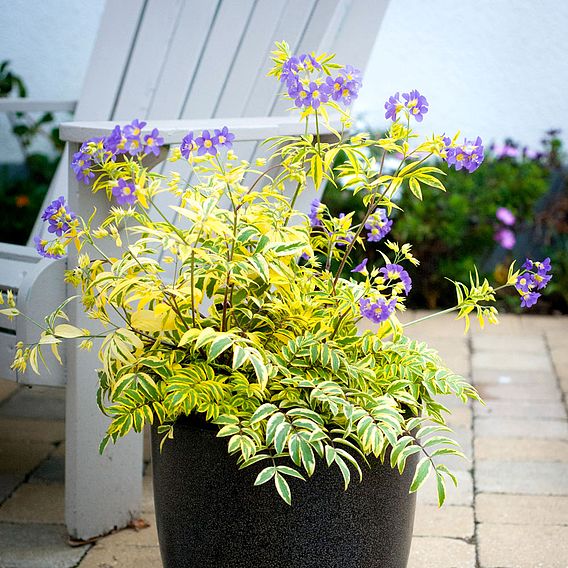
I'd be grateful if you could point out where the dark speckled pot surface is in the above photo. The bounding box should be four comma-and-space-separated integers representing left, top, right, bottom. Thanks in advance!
152, 415, 418, 568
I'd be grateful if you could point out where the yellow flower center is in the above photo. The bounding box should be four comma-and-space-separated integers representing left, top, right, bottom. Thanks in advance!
312, 90, 320, 99
146, 137, 154, 145
204, 140, 212, 148
219, 135, 226, 144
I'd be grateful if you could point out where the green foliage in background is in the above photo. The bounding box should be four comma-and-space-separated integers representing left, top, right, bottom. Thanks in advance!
0, 60, 65, 244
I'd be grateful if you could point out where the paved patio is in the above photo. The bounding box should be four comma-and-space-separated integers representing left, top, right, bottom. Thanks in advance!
0, 312, 566, 568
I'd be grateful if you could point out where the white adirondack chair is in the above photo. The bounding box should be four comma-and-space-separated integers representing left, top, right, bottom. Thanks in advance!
0, 0, 390, 539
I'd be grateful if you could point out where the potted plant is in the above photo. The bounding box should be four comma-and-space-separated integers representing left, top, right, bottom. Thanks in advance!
2, 42, 552, 568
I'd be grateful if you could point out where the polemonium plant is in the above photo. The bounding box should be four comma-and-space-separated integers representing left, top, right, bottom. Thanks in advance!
1, 42, 552, 505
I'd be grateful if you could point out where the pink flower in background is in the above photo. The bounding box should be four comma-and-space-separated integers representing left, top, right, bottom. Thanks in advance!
496, 207, 515, 226
494, 228, 516, 250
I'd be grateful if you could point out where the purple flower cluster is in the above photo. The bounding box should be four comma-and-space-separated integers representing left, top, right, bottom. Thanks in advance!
70, 119, 164, 189
515, 258, 552, 308
281, 54, 362, 109
384, 90, 428, 122
379, 263, 412, 295
365, 209, 392, 242
359, 296, 397, 324
309, 199, 326, 227
443, 136, 485, 174
35, 196, 78, 259
41, 196, 77, 237
494, 207, 516, 250
180, 126, 235, 158
33, 237, 64, 260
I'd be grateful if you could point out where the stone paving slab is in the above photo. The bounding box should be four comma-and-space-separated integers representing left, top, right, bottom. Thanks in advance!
477, 523, 568, 568
0, 440, 53, 474
475, 382, 562, 402
472, 334, 548, 353
475, 417, 568, 439
0, 378, 19, 403
0, 522, 89, 568
408, 536, 476, 568
475, 437, 568, 462
473, 367, 557, 385
0, 387, 65, 421
476, 493, 568, 526
29, 451, 65, 484
0, 473, 24, 504
0, 417, 64, 444
474, 399, 567, 419
413, 505, 474, 539
0, 483, 65, 524
78, 543, 162, 568
476, 460, 568, 495
472, 351, 554, 373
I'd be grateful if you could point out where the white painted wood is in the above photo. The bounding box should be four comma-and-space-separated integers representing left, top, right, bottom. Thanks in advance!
64, 142, 143, 540
59, 115, 326, 143
0, 99, 77, 113
0, 243, 66, 385
112, 0, 185, 120
147, 2, 220, 118
180, 0, 256, 119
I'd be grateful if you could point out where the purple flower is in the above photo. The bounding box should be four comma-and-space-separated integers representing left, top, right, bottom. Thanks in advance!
196, 130, 218, 156
351, 258, 368, 273
214, 126, 235, 150
180, 132, 196, 159
444, 136, 485, 174
515, 273, 535, 293
384, 92, 402, 121
494, 144, 519, 159
71, 151, 95, 184
533, 258, 553, 290
34, 236, 64, 259
326, 74, 360, 106
494, 228, 516, 250
105, 125, 127, 155
379, 263, 412, 295
402, 90, 428, 122
520, 291, 541, 308
124, 119, 147, 155
516, 258, 552, 308
341, 65, 362, 85
309, 199, 326, 227
359, 297, 397, 324
41, 196, 77, 237
298, 53, 321, 71
305, 81, 331, 109
123, 119, 146, 139
112, 179, 137, 206
289, 81, 310, 108
365, 209, 392, 242
496, 207, 515, 226
281, 56, 300, 84
143, 128, 164, 156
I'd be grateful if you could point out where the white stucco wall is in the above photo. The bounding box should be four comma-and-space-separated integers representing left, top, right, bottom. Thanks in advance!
0, 0, 105, 162
357, 0, 568, 153
0, 0, 567, 164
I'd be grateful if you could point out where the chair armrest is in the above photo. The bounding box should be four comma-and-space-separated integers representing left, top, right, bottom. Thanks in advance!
59, 115, 339, 144
0, 98, 77, 113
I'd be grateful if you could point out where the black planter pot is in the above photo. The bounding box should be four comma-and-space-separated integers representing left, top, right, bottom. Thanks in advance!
152, 416, 418, 568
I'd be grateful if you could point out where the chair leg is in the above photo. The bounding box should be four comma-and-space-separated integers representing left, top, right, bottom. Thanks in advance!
65, 348, 143, 540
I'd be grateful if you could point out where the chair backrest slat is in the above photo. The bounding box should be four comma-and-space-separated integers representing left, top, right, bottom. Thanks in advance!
112, 0, 187, 120
180, 0, 257, 119
147, 1, 221, 119
75, 0, 147, 121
